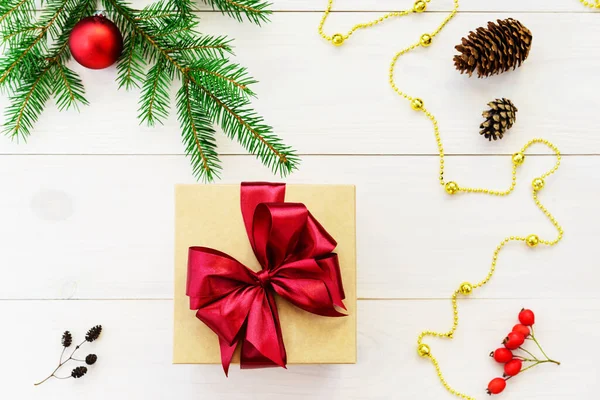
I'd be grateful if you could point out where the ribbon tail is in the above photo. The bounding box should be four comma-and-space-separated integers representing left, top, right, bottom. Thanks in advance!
219, 336, 239, 377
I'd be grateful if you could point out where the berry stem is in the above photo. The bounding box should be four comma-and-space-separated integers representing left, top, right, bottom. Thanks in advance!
34, 340, 87, 386
530, 327, 553, 362
519, 346, 538, 360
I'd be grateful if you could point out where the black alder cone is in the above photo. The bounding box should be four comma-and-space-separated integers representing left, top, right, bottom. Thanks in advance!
71, 366, 87, 379
85, 354, 98, 365
62, 331, 72, 348
85, 325, 102, 342
454, 18, 533, 78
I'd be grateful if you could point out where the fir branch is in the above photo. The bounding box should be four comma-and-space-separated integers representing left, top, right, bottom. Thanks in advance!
138, 57, 173, 125
117, 30, 145, 90
3, 60, 55, 140
53, 63, 88, 111
201, 0, 272, 25
177, 77, 221, 181
168, 35, 233, 60
0, 0, 71, 89
0, 0, 35, 29
188, 73, 298, 176
189, 58, 256, 98
103, 0, 297, 180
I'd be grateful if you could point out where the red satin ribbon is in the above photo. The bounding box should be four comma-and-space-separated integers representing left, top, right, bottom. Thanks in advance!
187, 182, 347, 375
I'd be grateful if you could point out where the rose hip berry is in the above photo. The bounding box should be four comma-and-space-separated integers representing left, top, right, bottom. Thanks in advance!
490, 348, 513, 363
512, 324, 531, 337
503, 332, 525, 350
504, 359, 523, 377
487, 378, 507, 395
519, 309, 535, 326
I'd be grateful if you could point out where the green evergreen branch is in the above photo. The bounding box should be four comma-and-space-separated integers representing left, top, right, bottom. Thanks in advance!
3, 60, 55, 140
1, 0, 298, 181
117, 30, 146, 90
202, 0, 272, 25
188, 73, 297, 175
177, 77, 221, 181
0, 0, 34, 28
53, 63, 88, 111
189, 58, 256, 98
138, 57, 173, 125
0, 0, 70, 87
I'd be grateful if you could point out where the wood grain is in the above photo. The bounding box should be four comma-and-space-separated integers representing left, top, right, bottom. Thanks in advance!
1, 1, 598, 399
1, 155, 596, 300
1, 13, 599, 155
3, 299, 598, 399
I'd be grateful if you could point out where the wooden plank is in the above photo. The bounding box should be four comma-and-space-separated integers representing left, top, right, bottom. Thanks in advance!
1, 13, 599, 155
0, 154, 595, 300
106, 0, 600, 12
4, 299, 598, 399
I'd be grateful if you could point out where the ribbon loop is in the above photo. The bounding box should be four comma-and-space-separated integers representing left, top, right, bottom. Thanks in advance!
187, 183, 347, 375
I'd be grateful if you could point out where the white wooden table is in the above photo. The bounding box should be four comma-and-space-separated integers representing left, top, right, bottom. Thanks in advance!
1, 1, 599, 399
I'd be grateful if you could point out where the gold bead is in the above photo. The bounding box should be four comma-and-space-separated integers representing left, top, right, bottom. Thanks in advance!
417, 343, 431, 357
459, 282, 473, 295
512, 152, 525, 166
332, 34, 345, 46
532, 177, 545, 191
413, 0, 427, 12
420, 33, 433, 47
526, 234, 540, 248
411, 98, 424, 110
445, 181, 459, 195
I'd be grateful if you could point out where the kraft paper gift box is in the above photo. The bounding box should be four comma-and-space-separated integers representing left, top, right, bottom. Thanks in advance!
173, 184, 357, 365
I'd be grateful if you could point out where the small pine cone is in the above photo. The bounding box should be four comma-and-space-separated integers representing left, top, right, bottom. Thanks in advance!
480, 98, 518, 141
454, 18, 532, 78
62, 331, 73, 348
71, 366, 88, 379
85, 354, 98, 365
85, 325, 102, 342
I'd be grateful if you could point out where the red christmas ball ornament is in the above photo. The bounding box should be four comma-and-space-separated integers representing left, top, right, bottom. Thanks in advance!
69, 14, 123, 70
518, 309, 535, 326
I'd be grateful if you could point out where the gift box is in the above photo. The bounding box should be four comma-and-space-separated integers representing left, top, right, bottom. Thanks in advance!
173, 183, 356, 371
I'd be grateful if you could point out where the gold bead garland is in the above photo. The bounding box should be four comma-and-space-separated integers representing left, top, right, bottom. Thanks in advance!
319, 1, 564, 398
580, 0, 600, 8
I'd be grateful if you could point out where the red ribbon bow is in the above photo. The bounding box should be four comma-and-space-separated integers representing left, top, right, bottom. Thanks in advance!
187, 183, 347, 375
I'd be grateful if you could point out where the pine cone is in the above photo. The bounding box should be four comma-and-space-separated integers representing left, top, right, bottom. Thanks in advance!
71, 366, 87, 379
62, 331, 72, 348
480, 98, 518, 141
454, 19, 532, 78
85, 325, 102, 342
85, 354, 98, 365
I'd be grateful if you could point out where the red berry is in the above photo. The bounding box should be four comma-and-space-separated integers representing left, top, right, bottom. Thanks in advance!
519, 309, 535, 326
491, 348, 513, 363
504, 359, 523, 377
512, 324, 531, 337
487, 378, 507, 395
503, 332, 525, 350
